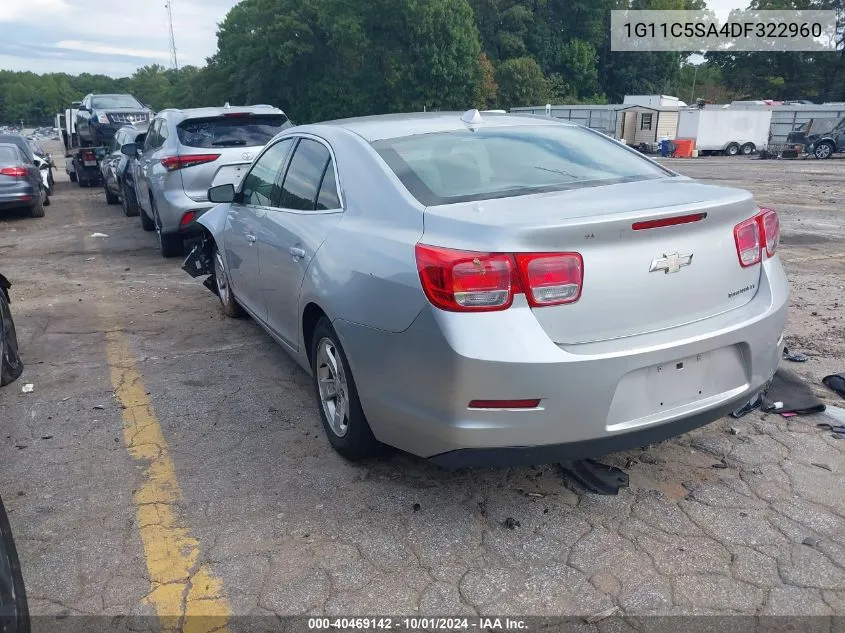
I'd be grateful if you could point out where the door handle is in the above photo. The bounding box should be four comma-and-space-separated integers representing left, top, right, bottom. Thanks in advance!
290, 246, 306, 259
245, 233, 257, 243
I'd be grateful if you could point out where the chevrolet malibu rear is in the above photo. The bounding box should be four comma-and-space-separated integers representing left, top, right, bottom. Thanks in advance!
195, 113, 788, 468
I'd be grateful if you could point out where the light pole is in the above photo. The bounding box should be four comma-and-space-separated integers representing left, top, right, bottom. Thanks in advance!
690, 64, 699, 103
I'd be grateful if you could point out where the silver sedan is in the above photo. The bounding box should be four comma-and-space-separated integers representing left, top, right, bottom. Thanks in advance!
185, 111, 788, 467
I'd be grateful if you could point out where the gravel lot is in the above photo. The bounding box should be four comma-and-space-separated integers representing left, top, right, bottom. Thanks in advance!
1, 145, 844, 627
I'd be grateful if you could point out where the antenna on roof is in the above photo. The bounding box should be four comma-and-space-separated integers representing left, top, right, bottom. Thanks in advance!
461, 109, 483, 125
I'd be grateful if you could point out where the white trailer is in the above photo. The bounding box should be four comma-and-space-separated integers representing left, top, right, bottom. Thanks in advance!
677, 108, 773, 156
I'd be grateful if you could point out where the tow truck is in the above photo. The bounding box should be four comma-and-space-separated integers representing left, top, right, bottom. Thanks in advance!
55, 103, 107, 187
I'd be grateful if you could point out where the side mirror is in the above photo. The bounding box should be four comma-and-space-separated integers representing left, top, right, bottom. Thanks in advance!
121, 142, 138, 157
77, 105, 88, 112
208, 183, 235, 204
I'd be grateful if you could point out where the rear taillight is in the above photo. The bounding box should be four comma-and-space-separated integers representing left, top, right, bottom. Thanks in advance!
733, 208, 780, 267
160, 154, 221, 171
734, 218, 761, 267
82, 150, 95, 161
759, 207, 780, 257
415, 245, 515, 311
180, 210, 198, 227
414, 244, 584, 313
0, 166, 27, 177
515, 253, 583, 306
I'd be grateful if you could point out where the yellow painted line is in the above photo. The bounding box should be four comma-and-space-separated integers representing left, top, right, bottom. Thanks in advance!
105, 329, 232, 633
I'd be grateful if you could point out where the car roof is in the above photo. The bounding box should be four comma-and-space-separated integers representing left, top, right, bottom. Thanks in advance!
158, 105, 286, 123
315, 111, 574, 142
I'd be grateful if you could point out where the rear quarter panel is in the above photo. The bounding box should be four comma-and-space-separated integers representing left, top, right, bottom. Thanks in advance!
296, 127, 427, 337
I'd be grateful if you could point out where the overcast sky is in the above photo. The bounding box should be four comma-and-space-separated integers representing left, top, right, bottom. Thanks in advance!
0, 0, 240, 76
0, 0, 748, 78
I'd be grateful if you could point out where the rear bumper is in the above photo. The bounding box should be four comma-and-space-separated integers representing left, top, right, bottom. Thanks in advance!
0, 183, 38, 209
155, 187, 214, 234
335, 258, 789, 467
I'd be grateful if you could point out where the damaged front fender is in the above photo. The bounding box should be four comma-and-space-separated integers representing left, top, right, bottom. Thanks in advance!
181, 204, 230, 296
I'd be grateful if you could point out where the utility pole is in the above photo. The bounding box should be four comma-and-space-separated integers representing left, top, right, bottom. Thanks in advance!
165, 0, 179, 71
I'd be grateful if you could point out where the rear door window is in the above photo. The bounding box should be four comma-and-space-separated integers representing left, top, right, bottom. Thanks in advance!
241, 138, 294, 207
315, 160, 340, 210
177, 114, 291, 149
279, 139, 331, 211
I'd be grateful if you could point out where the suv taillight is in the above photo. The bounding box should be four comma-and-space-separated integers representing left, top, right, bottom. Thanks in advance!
160, 154, 221, 171
414, 244, 584, 313
733, 207, 780, 268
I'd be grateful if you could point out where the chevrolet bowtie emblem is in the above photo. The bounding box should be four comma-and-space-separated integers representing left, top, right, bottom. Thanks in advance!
649, 252, 693, 274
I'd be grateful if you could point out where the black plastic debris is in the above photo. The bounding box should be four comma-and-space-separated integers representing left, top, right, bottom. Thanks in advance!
502, 517, 520, 529
731, 393, 763, 418
822, 373, 845, 399
816, 422, 845, 436
761, 369, 826, 415
558, 459, 629, 495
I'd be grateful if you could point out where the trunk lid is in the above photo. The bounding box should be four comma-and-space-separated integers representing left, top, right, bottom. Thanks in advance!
421, 178, 763, 344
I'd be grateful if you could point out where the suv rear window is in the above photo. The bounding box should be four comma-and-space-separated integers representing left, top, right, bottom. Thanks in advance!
0, 146, 19, 162
177, 115, 291, 148
372, 125, 673, 206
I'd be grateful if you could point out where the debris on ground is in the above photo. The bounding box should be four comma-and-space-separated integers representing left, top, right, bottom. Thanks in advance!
93, 405, 104, 410
811, 462, 833, 472
502, 517, 521, 529
90, 233, 109, 238
412, 503, 421, 512
731, 394, 762, 418
729, 426, 741, 435
762, 369, 826, 415
712, 459, 729, 469
822, 373, 845, 399
782, 347, 809, 362
585, 606, 620, 624
802, 536, 821, 548
21, 383, 33, 393
816, 422, 845, 436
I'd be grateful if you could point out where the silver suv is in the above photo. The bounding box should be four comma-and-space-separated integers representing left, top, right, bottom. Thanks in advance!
130, 104, 292, 257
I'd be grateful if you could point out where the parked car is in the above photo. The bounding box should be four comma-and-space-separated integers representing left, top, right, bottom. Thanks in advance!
100, 123, 149, 215
184, 110, 788, 467
0, 143, 47, 217
0, 272, 23, 386
127, 104, 291, 257
75, 93, 152, 148
0, 134, 35, 165
0, 494, 29, 633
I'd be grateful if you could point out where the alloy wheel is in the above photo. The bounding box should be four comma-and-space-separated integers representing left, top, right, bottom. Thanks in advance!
316, 338, 350, 437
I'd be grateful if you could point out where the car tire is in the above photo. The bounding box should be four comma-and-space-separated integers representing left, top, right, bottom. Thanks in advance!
139, 204, 155, 232
212, 245, 244, 318
0, 285, 24, 387
69, 171, 78, 183
104, 183, 119, 205
152, 202, 183, 258
740, 142, 755, 155
725, 143, 740, 156
311, 317, 379, 461
121, 184, 139, 217
0, 496, 30, 633
29, 194, 44, 218
814, 142, 834, 159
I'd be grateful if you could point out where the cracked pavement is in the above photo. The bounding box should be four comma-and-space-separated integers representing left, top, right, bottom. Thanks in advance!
1, 146, 844, 622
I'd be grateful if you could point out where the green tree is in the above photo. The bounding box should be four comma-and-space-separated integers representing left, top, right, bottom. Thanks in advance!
495, 56, 549, 107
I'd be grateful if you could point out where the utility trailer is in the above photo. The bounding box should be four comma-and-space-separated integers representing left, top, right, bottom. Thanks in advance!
56, 103, 106, 187
677, 108, 773, 156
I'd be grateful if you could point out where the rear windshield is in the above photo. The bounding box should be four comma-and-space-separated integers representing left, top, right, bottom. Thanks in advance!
0, 146, 19, 162
177, 115, 292, 148
372, 125, 674, 206
92, 95, 143, 109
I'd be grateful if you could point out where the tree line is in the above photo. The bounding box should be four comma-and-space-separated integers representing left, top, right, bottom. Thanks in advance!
1, 0, 842, 126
